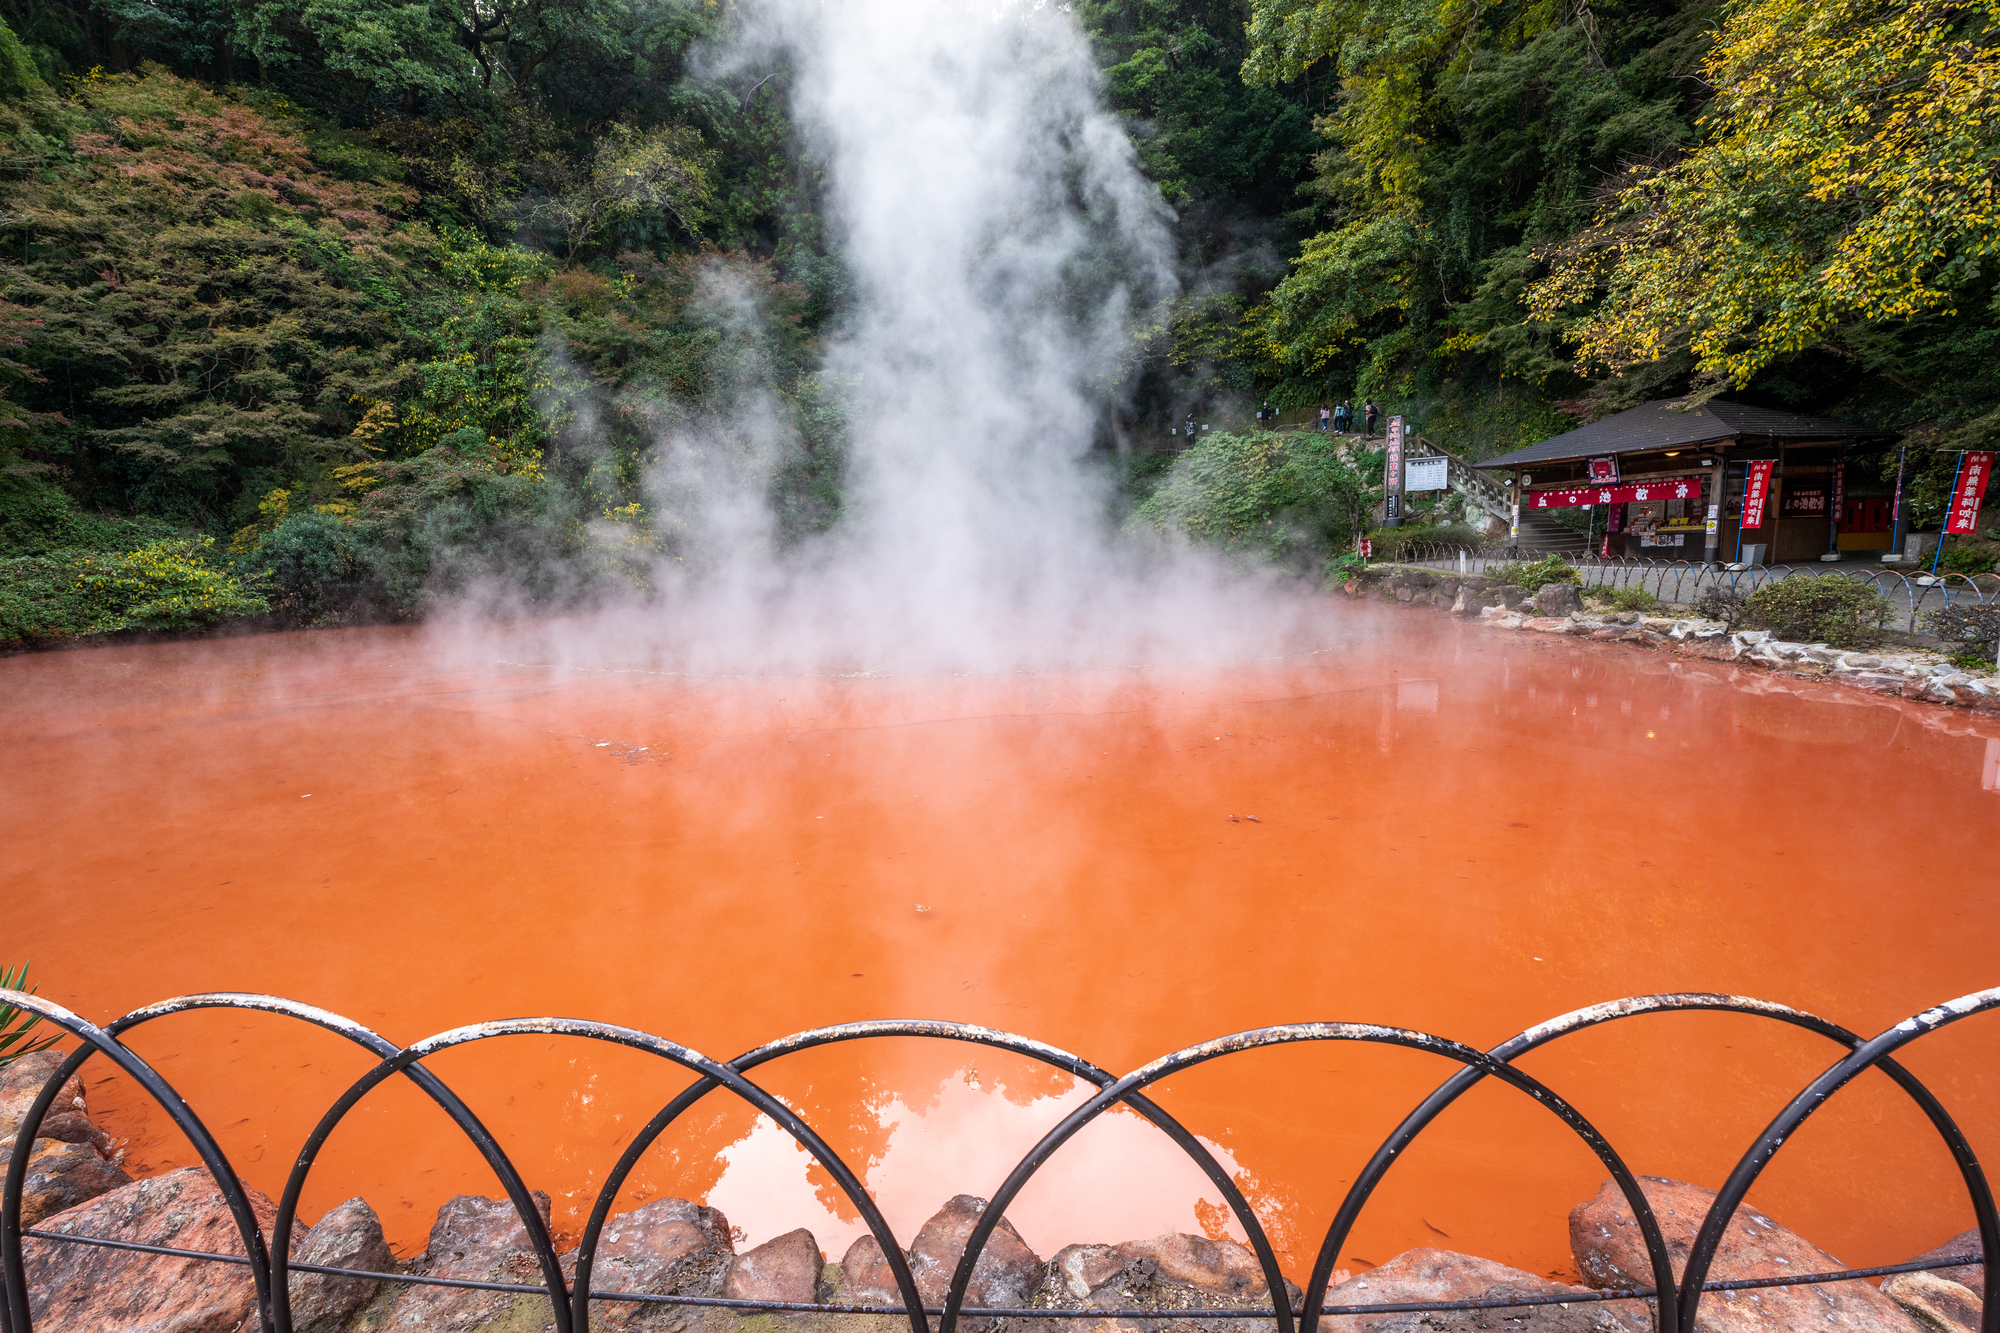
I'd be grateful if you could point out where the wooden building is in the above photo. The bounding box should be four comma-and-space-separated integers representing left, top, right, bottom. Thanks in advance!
1472, 400, 1897, 562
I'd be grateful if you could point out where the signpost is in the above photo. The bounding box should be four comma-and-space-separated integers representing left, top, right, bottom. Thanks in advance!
1383, 416, 1405, 527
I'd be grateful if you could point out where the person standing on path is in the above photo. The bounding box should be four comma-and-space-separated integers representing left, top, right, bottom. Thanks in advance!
1319, 404, 1330, 431
1364, 399, 1380, 436
1335, 400, 1351, 434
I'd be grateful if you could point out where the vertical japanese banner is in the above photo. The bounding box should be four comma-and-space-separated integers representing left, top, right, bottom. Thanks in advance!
1828, 459, 1846, 550
1383, 417, 1405, 524
1890, 446, 1907, 551
1947, 451, 1995, 534
1741, 460, 1773, 529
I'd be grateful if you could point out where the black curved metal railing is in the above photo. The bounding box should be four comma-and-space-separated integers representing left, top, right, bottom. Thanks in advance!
3, 990, 1996, 1333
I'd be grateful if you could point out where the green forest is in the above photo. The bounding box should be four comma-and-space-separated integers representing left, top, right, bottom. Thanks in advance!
0, 0, 1995, 645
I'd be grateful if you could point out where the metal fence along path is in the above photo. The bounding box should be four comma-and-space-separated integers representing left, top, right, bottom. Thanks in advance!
3, 990, 1997, 1333
1390, 544, 2000, 636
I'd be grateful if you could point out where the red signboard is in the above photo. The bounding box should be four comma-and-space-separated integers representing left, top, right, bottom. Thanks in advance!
1527, 476, 1704, 509
1741, 460, 1773, 530
1947, 451, 1995, 534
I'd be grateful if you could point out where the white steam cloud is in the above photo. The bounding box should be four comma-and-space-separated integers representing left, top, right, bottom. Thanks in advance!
490, 0, 1335, 674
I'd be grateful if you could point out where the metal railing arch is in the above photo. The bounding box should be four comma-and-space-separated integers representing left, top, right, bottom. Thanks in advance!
2, 989, 1996, 1333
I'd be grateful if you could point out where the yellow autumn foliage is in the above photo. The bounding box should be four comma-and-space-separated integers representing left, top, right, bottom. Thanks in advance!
1531, 0, 2000, 384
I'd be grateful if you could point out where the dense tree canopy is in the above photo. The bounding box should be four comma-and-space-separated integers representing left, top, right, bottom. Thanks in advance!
0, 0, 1995, 644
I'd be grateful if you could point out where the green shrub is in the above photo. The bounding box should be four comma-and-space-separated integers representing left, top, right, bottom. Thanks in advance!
1939, 544, 1997, 575
1694, 585, 1750, 628
1324, 550, 1368, 584
0, 537, 267, 647
353, 448, 580, 612
1134, 432, 1383, 571
249, 511, 376, 624
0, 21, 41, 101
1926, 603, 2000, 653
0, 475, 182, 558
1365, 522, 1487, 561
1743, 576, 1891, 647
1489, 553, 1579, 589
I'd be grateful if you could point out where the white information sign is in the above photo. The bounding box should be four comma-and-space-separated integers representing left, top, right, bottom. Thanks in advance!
1404, 457, 1449, 492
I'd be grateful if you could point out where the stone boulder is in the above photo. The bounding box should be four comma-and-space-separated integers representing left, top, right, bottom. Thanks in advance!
288, 1197, 396, 1333
1569, 1176, 1922, 1333
0, 1049, 114, 1159
23, 1166, 280, 1333
14, 1136, 130, 1225
367, 1190, 557, 1333
908, 1195, 1043, 1308
1452, 585, 1505, 618
587, 1197, 736, 1328
1021, 1232, 1288, 1333
838, 1233, 904, 1306
725, 1228, 824, 1305
1046, 1243, 1131, 1302
29, 1110, 116, 1158
1882, 1271, 1980, 1333
0, 1049, 86, 1143
1881, 1230, 1984, 1333
1902, 1230, 1984, 1292
1533, 582, 1583, 617
1324, 1248, 1648, 1332
1113, 1233, 1266, 1300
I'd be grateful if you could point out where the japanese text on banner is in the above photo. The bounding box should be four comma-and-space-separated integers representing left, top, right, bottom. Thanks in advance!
1741, 461, 1773, 530
1528, 476, 1704, 509
1947, 451, 1994, 535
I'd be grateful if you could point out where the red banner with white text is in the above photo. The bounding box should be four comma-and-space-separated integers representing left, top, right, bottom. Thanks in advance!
1741, 460, 1773, 530
1527, 476, 1705, 509
1947, 452, 1994, 535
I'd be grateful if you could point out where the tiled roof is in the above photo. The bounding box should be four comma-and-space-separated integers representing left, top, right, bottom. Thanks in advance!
1472, 400, 1891, 470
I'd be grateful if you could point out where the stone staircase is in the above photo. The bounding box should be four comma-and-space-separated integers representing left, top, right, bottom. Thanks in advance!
1404, 436, 1510, 529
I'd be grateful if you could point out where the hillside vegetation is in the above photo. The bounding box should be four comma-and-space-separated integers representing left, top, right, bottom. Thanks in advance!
0, 0, 1993, 643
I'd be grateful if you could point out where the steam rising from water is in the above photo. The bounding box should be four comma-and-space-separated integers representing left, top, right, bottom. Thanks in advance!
491, 0, 1332, 675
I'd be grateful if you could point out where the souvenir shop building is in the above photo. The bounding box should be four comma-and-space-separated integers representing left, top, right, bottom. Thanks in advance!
1472, 400, 1898, 562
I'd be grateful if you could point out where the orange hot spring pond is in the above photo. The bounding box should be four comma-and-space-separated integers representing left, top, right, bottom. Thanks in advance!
4, 601, 1999, 1283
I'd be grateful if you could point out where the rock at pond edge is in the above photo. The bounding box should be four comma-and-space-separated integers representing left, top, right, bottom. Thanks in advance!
1569, 1175, 1922, 1333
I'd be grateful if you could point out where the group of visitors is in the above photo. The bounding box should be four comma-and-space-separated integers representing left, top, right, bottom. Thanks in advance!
1317, 400, 1378, 435
1250, 398, 1381, 434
